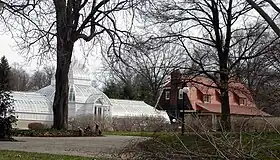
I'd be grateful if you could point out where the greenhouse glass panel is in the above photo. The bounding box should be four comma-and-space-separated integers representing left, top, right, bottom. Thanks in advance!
110, 99, 170, 121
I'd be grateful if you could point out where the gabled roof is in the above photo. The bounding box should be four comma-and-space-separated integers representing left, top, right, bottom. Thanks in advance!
163, 76, 253, 100
197, 103, 270, 116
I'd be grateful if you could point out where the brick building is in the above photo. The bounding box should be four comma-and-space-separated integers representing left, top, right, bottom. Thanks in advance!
158, 70, 270, 121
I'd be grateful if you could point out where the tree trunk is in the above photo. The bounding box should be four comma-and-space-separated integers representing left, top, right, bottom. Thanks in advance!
219, 68, 231, 131
52, 42, 73, 130
52, 0, 76, 130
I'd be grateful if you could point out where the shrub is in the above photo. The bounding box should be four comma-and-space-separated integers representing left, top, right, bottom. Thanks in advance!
69, 114, 171, 132
28, 122, 45, 130
11, 128, 96, 137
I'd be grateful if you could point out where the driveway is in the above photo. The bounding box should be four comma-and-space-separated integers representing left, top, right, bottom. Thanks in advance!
0, 135, 146, 158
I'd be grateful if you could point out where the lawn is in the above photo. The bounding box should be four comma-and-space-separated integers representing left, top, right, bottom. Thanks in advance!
0, 150, 97, 160
5, 131, 280, 159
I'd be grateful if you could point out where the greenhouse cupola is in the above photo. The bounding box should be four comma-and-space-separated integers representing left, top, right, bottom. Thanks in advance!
37, 60, 112, 118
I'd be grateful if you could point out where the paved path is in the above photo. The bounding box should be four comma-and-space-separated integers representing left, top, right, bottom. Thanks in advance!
0, 135, 146, 158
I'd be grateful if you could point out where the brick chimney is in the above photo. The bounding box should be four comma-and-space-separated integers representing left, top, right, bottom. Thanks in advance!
170, 69, 181, 112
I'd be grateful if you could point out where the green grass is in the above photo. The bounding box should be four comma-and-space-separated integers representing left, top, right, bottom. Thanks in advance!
0, 150, 98, 160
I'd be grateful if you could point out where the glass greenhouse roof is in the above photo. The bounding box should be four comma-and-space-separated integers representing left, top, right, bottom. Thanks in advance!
12, 91, 52, 114
37, 85, 55, 101
37, 84, 111, 106
85, 94, 112, 106
110, 99, 170, 121
37, 60, 111, 106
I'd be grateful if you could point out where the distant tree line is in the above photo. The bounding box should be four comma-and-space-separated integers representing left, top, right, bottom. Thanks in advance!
8, 64, 55, 91
103, 74, 154, 105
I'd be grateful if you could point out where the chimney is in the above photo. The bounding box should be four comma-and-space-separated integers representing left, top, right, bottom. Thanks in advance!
170, 69, 181, 108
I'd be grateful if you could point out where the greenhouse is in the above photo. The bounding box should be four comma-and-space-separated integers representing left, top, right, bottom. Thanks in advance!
110, 99, 169, 121
11, 61, 170, 129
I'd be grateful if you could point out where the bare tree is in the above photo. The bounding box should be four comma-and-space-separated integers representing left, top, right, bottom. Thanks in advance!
9, 67, 30, 91
246, 0, 280, 37
104, 38, 186, 105
43, 65, 55, 85
28, 70, 48, 90
0, 0, 137, 129
232, 40, 280, 115
140, 0, 278, 130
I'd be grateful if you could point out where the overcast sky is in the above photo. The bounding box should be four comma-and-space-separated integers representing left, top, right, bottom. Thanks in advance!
0, 34, 25, 67
0, 31, 104, 74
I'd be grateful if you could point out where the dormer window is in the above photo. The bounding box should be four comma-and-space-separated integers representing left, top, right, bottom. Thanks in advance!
239, 98, 246, 105
203, 94, 211, 103
165, 90, 170, 100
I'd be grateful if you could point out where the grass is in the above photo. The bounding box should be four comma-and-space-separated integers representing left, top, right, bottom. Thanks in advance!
7, 131, 280, 159
0, 150, 98, 160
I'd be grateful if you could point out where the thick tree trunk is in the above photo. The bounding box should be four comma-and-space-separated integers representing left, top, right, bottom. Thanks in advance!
52, 42, 73, 130
216, 0, 232, 131
52, 66, 69, 130
52, 0, 76, 130
219, 68, 231, 131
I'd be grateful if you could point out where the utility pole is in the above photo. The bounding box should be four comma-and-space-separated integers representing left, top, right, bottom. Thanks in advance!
182, 93, 185, 135
179, 86, 189, 135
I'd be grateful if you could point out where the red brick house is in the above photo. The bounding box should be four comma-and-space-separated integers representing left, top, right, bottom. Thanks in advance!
158, 70, 270, 120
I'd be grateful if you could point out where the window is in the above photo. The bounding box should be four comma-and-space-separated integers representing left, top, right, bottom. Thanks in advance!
69, 87, 75, 101
239, 98, 246, 105
98, 108, 102, 116
178, 90, 183, 99
165, 90, 170, 100
94, 106, 97, 115
203, 95, 211, 103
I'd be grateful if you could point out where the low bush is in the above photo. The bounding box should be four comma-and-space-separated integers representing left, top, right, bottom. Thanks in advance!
11, 128, 101, 137
69, 114, 172, 132
27, 122, 46, 130
110, 117, 171, 132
